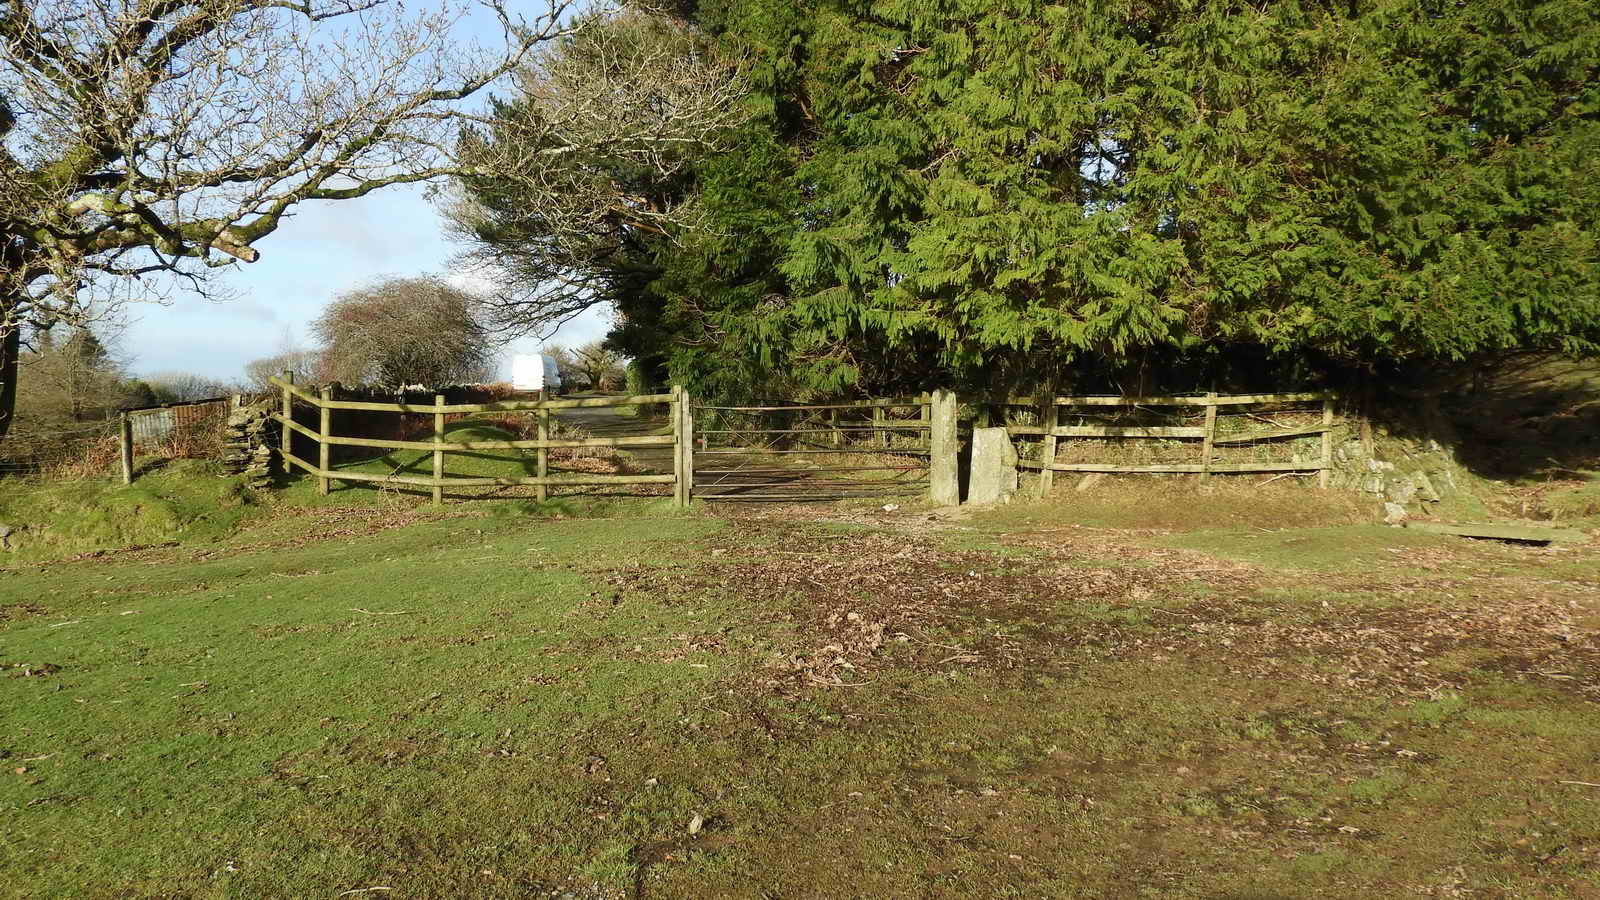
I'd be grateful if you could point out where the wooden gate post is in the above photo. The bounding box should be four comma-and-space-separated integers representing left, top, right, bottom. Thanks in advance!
919, 392, 931, 451
1037, 390, 1058, 498
683, 389, 695, 507
119, 411, 134, 484
1319, 395, 1335, 489
672, 385, 694, 509
280, 370, 293, 478
929, 389, 960, 506
432, 394, 445, 506
873, 404, 887, 449
317, 385, 331, 496
1199, 392, 1218, 479
536, 405, 550, 503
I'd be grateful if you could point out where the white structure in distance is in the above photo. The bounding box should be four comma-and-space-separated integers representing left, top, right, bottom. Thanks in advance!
511, 354, 563, 393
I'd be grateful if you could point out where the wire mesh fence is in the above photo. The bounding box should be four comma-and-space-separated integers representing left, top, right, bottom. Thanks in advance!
1, 398, 232, 481
0, 419, 119, 478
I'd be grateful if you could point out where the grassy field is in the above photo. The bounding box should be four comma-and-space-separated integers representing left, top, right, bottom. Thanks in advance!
2, 470, 1598, 897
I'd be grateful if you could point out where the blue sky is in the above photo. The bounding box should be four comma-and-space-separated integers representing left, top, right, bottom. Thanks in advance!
120, 184, 613, 383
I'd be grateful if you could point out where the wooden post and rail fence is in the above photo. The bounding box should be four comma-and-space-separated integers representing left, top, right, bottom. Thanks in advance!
267, 373, 690, 507
131, 379, 1341, 507
1003, 391, 1340, 495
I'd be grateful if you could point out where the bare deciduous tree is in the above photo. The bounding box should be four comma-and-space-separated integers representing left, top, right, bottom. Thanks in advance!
146, 371, 233, 402
442, 9, 751, 339
571, 340, 625, 391
0, 0, 589, 443
242, 349, 321, 393
313, 276, 490, 390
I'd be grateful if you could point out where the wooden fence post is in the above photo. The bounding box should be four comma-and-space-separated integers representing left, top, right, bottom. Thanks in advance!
536, 405, 550, 503
119, 412, 134, 484
317, 385, 331, 496
681, 387, 695, 507
672, 385, 694, 509
929, 389, 960, 506
919, 392, 931, 450
831, 408, 842, 448
1037, 390, 1058, 498
280, 370, 293, 478
1319, 395, 1335, 489
873, 404, 887, 449
1199, 392, 1218, 479
432, 394, 445, 506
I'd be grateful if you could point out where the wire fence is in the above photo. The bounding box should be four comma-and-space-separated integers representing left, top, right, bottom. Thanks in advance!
0, 418, 119, 477
1, 397, 232, 480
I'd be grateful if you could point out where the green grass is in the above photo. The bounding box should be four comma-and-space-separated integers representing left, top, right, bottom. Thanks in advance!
1153, 524, 1450, 572
3, 514, 729, 897
3, 473, 1599, 897
0, 460, 261, 564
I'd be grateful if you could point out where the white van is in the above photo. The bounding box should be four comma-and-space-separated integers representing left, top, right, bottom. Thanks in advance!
511, 354, 562, 394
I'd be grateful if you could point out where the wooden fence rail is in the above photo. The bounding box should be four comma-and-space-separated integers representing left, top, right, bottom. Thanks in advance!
247, 378, 1340, 508
1004, 391, 1340, 494
267, 374, 689, 507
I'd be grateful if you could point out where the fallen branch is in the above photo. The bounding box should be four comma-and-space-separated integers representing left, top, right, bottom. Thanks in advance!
335, 889, 393, 897
350, 608, 411, 616
1558, 780, 1600, 788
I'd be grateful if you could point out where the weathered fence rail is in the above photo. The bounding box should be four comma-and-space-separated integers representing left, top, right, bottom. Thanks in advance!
692, 397, 932, 501
1003, 391, 1340, 495
242, 379, 1339, 508
267, 375, 690, 506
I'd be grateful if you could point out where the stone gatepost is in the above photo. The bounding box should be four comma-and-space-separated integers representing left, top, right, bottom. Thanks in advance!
967, 426, 1018, 505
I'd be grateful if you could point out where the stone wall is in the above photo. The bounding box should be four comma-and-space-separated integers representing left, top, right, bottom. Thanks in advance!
220, 399, 278, 488
1324, 414, 1478, 523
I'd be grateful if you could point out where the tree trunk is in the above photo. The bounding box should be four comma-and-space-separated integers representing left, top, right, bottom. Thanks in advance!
0, 309, 19, 447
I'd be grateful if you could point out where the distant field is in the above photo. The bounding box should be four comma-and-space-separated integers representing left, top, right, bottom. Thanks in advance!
2, 471, 1598, 897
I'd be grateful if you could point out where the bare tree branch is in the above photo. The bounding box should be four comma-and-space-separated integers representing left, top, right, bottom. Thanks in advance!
0, 0, 598, 441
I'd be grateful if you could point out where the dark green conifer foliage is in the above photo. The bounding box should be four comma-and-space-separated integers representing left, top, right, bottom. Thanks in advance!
465, 0, 1599, 397
653, 0, 1600, 395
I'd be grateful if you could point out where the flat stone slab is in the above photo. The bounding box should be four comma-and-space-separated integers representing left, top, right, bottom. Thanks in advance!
1403, 521, 1588, 544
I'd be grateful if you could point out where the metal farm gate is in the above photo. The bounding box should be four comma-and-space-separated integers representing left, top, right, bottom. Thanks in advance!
692, 398, 932, 502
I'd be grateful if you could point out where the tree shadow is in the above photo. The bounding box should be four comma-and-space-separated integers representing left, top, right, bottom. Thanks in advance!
1435, 356, 1600, 480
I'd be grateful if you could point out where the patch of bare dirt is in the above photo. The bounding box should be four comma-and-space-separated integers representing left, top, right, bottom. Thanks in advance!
660, 515, 1599, 703
0, 603, 49, 623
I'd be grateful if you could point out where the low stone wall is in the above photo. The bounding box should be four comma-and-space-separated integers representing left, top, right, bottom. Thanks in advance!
220, 399, 277, 488
1325, 429, 1467, 523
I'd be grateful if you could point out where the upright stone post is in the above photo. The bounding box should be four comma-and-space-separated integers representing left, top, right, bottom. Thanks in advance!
968, 427, 1019, 505
1036, 387, 1058, 498
929, 389, 960, 506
